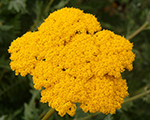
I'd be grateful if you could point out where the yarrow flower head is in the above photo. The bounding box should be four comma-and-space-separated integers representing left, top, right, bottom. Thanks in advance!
8, 7, 135, 116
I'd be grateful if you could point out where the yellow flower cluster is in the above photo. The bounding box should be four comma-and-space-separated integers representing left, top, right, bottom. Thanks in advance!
8, 7, 135, 116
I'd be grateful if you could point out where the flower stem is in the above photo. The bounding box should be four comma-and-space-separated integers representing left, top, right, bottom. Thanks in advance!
43, 0, 54, 14
42, 108, 56, 120
123, 89, 150, 104
126, 21, 149, 40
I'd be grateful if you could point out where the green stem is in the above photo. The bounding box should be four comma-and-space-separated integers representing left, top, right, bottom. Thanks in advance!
42, 108, 56, 120
43, 0, 54, 14
126, 21, 149, 40
123, 89, 150, 104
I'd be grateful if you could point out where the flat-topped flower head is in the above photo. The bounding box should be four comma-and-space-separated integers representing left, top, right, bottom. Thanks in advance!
8, 7, 135, 117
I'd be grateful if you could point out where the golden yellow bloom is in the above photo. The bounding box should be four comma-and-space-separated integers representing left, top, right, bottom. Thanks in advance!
8, 7, 135, 117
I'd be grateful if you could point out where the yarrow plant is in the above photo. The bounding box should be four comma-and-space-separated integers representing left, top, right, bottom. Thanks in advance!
8, 7, 135, 117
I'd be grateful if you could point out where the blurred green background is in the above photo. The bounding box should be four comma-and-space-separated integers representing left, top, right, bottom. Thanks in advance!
0, 0, 150, 120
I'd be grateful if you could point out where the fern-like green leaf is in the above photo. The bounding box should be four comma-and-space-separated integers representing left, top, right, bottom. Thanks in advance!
8, 0, 27, 13
23, 90, 41, 120
0, 115, 7, 120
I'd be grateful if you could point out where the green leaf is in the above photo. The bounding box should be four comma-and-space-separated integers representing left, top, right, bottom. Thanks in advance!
104, 114, 113, 120
8, 0, 26, 13
143, 94, 150, 103
74, 104, 88, 119
24, 103, 35, 120
0, 55, 10, 70
0, 115, 7, 120
119, 112, 130, 120
13, 108, 23, 118
53, 0, 70, 9
64, 114, 70, 120
0, 25, 13, 31
5, 108, 23, 120
23, 103, 40, 120
23, 89, 41, 120
121, 97, 133, 111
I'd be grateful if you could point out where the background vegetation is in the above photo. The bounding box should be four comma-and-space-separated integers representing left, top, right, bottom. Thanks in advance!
0, 0, 150, 120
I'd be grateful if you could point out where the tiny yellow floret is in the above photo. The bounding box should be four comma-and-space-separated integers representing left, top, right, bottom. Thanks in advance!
8, 7, 135, 117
